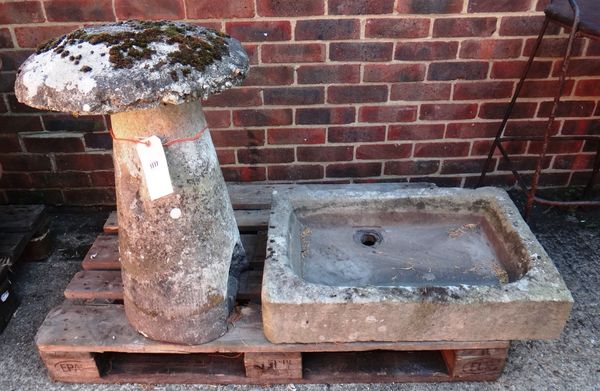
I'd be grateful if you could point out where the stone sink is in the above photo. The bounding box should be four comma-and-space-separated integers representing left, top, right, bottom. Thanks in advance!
262, 185, 573, 344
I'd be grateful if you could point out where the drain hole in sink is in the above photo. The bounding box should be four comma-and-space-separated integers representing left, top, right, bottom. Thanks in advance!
356, 230, 382, 248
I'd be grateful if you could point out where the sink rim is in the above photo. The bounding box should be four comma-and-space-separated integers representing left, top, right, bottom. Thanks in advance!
262, 185, 573, 306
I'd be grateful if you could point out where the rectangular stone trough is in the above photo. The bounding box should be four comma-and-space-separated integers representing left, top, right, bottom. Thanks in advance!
262, 185, 573, 344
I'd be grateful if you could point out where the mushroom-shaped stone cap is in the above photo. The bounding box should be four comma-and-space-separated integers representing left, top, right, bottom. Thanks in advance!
15, 21, 249, 115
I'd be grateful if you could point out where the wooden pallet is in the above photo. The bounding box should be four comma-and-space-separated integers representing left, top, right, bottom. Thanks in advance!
37, 184, 509, 384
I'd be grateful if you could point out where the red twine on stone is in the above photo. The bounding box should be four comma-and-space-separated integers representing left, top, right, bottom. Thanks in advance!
109, 126, 208, 147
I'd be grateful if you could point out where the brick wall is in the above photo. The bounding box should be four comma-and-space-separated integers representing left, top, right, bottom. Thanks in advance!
0, 0, 599, 205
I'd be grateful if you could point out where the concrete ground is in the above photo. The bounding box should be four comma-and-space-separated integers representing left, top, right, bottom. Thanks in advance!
0, 191, 599, 391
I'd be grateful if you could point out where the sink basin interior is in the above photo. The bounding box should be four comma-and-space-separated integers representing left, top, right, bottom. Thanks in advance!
289, 206, 524, 288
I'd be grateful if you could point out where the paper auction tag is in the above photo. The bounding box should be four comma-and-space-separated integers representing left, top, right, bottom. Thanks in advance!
136, 136, 174, 201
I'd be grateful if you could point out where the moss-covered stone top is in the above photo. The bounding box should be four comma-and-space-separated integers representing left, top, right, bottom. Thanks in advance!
15, 20, 249, 115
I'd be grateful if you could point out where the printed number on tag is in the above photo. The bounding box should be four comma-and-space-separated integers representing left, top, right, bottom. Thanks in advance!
136, 135, 174, 200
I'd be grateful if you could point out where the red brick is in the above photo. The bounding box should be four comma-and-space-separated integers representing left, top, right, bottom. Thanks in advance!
257, 0, 323, 16
264, 87, 324, 106
204, 110, 231, 128
222, 167, 266, 181
491, 60, 552, 79
326, 163, 381, 177
297, 65, 360, 84
214, 149, 235, 165
562, 119, 600, 135
358, 105, 417, 123
186, 0, 254, 18
587, 40, 600, 56
262, 44, 325, 63
553, 59, 600, 77
296, 19, 359, 41
90, 171, 115, 187
391, 83, 451, 101
414, 142, 470, 157
356, 144, 412, 160
528, 140, 584, 154
496, 156, 550, 172
538, 100, 596, 118
395, 41, 458, 61
467, 0, 530, 12
63, 188, 115, 205
30, 172, 91, 188
211, 129, 264, 147
446, 122, 500, 138
329, 0, 394, 14
237, 148, 294, 164
297, 146, 353, 161
328, 126, 385, 143
0, 154, 52, 171
55, 153, 113, 171
114, 0, 184, 19
84, 132, 112, 150
574, 80, 600, 97
328, 85, 388, 104
0, 173, 32, 189
0, 116, 43, 133
420, 104, 477, 120
583, 140, 599, 153
524, 37, 584, 58
204, 88, 261, 107
296, 107, 355, 125
268, 128, 325, 145
226, 21, 291, 42
0, 1, 44, 24
479, 102, 537, 119
7, 94, 43, 114
0, 134, 21, 153
427, 62, 488, 80
233, 109, 292, 127
571, 170, 600, 186
15, 26, 76, 49
268, 165, 323, 180
384, 160, 439, 175
397, 0, 463, 13
365, 18, 429, 39
0, 99, 6, 114
22, 133, 85, 153
453, 81, 514, 100
553, 154, 596, 170
504, 120, 559, 137
520, 80, 574, 98
389, 124, 445, 140
433, 17, 496, 38
3, 189, 62, 204
244, 66, 294, 86
43, 114, 106, 132
0, 51, 34, 71
441, 158, 491, 174
45, 0, 114, 22
499, 15, 560, 36
0, 72, 16, 94
0, 29, 14, 49
243, 44, 259, 65
330, 42, 393, 62
471, 140, 527, 156
459, 39, 522, 59
363, 64, 425, 83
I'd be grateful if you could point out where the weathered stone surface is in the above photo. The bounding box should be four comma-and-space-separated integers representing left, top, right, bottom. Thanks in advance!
112, 100, 246, 344
262, 186, 573, 343
14, 20, 249, 114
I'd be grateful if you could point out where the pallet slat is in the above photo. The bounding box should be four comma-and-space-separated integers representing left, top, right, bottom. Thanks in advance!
64, 269, 262, 302
82, 233, 265, 270
103, 209, 270, 234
